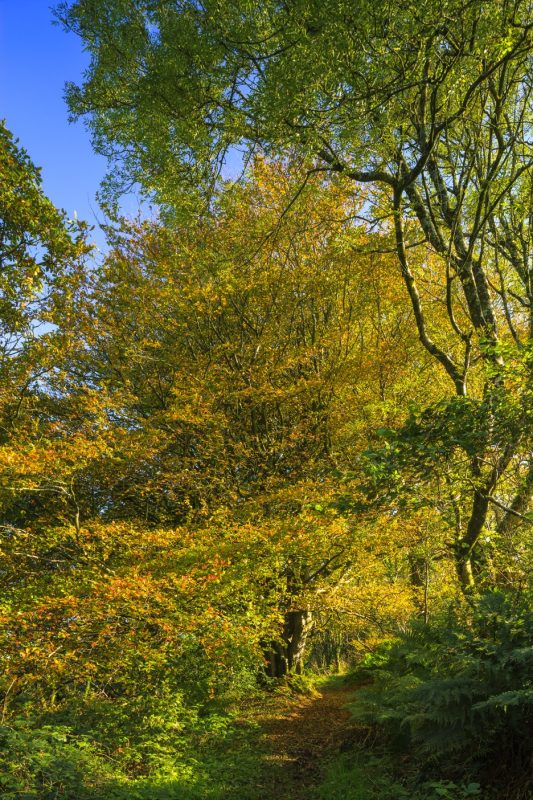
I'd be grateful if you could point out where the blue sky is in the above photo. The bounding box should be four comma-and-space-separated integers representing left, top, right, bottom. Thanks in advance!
0, 0, 244, 253
0, 1, 115, 251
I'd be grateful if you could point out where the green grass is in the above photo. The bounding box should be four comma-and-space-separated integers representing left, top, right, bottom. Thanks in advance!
313, 751, 484, 800
312, 751, 409, 800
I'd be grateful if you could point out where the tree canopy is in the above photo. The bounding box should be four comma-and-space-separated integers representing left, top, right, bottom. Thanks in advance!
56, 0, 533, 586
1, 4, 532, 797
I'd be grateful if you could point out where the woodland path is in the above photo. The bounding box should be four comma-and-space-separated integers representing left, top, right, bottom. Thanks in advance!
249, 681, 359, 799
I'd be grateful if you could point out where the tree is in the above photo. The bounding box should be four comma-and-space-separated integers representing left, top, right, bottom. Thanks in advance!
64, 160, 427, 675
1, 160, 431, 706
57, 0, 533, 590
0, 120, 88, 439
0, 121, 90, 571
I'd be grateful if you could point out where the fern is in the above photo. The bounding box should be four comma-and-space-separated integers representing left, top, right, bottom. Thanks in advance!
349, 591, 532, 797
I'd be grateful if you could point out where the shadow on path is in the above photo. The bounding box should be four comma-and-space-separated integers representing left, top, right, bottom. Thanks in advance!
254, 681, 358, 799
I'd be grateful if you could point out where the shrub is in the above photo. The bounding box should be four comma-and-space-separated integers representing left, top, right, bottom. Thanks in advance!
349, 591, 533, 796
0, 719, 115, 799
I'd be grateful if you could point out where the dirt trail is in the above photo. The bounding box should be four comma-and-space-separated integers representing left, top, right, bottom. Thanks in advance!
254, 682, 357, 799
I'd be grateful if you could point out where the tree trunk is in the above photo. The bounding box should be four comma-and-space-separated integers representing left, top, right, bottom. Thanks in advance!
265, 609, 314, 678
455, 486, 491, 593
408, 554, 430, 623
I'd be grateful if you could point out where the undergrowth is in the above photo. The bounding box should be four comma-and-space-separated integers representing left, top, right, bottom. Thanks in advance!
1, 591, 530, 799
339, 590, 532, 800
0, 682, 268, 800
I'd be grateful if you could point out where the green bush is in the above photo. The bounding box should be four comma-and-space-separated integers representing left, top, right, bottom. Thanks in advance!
0, 689, 264, 800
0, 719, 116, 799
348, 591, 532, 796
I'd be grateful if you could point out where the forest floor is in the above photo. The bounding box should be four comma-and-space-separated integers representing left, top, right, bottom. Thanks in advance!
236, 677, 364, 800
127, 676, 390, 799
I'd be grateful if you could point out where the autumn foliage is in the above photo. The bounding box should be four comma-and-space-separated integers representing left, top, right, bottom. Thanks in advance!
1, 11, 532, 785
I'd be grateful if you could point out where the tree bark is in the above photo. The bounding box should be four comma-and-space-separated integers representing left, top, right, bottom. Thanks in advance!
265, 609, 314, 678
455, 486, 490, 592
